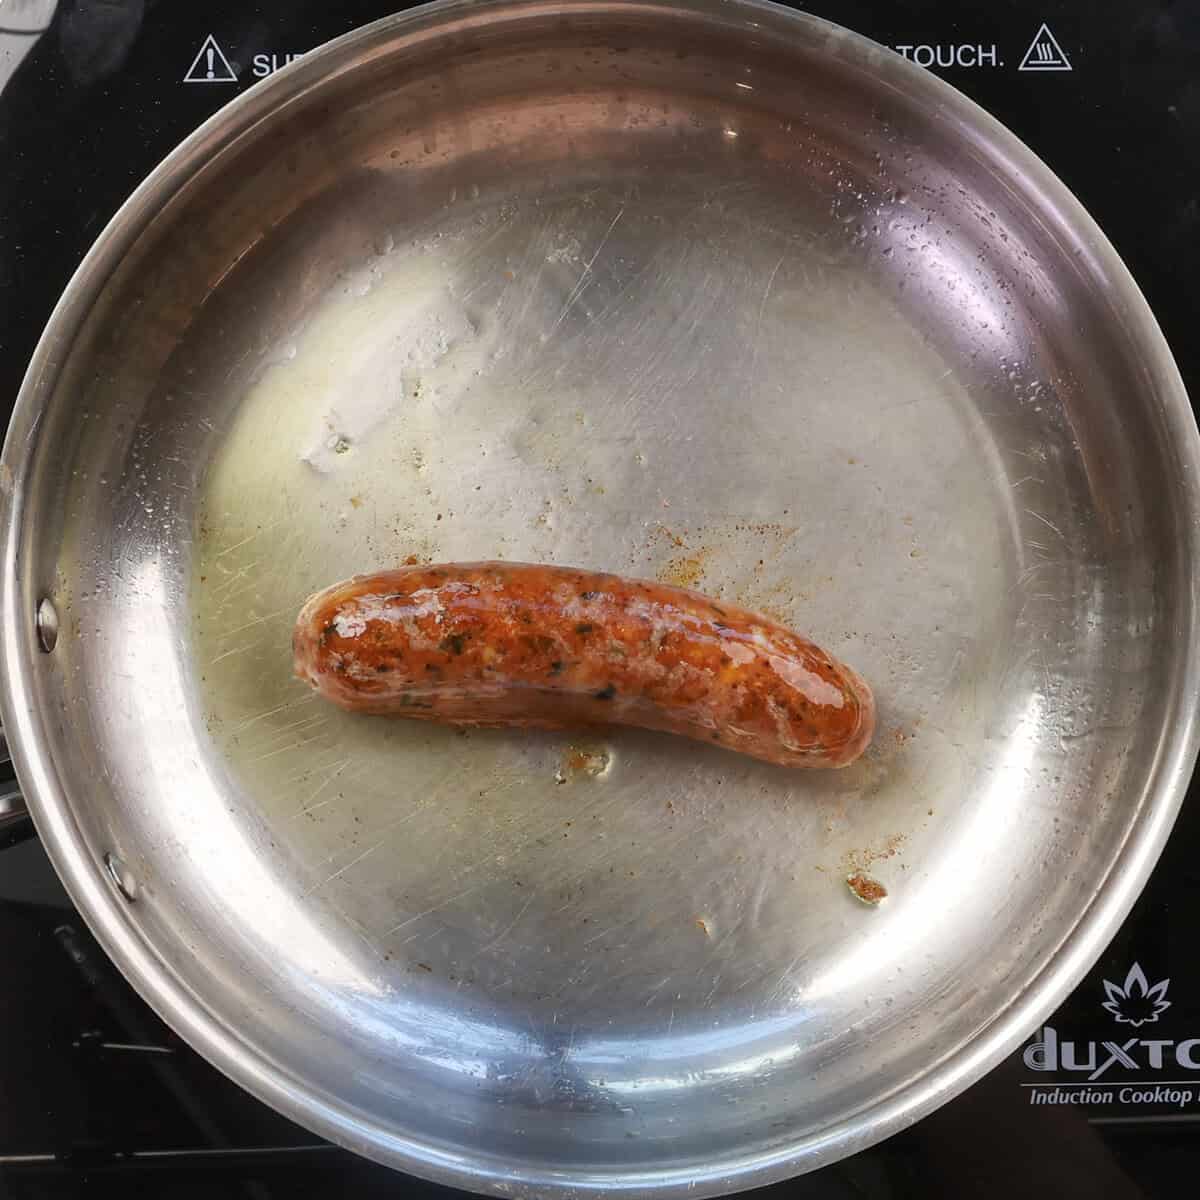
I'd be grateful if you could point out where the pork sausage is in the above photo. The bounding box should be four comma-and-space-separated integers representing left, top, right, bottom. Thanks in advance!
293, 562, 874, 768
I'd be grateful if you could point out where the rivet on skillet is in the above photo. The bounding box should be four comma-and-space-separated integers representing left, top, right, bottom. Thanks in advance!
36, 597, 59, 652
104, 852, 139, 902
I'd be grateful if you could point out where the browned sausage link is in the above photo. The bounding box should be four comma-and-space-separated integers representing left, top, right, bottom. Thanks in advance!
293, 562, 875, 768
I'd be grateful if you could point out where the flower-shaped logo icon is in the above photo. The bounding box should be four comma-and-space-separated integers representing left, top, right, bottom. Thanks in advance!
1101, 963, 1170, 1027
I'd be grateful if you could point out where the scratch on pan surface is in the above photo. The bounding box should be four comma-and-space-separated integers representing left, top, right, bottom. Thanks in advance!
1024, 508, 1068, 543
213, 516, 289, 559
749, 253, 785, 381
305, 838, 391, 896
208, 643, 254, 666
382, 881, 492, 938
294, 758, 353, 815
217, 606, 292, 639
233, 694, 317, 734
480, 891, 538, 952
546, 205, 625, 337
252, 712, 328, 744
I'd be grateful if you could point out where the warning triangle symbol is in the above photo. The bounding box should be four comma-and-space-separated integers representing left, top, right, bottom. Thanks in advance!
183, 34, 238, 84
1018, 23, 1072, 72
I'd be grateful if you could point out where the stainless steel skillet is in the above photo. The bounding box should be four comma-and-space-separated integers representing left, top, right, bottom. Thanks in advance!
2, 0, 1197, 1194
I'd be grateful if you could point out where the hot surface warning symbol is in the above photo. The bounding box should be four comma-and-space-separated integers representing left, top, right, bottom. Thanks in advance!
183, 34, 238, 84
1018, 24, 1072, 72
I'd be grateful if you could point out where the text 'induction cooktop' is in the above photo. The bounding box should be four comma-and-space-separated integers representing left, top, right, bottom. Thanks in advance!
1, 2, 1198, 1197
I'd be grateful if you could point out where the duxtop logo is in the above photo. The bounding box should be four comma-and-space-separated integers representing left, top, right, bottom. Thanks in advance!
1021, 962, 1197, 1109
1101, 963, 1171, 1027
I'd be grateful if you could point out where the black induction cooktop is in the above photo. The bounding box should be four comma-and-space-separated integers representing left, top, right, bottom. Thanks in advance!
1, 2, 1198, 1197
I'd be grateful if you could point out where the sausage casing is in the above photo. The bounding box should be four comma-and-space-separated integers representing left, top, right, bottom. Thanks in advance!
293, 562, 874, 768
